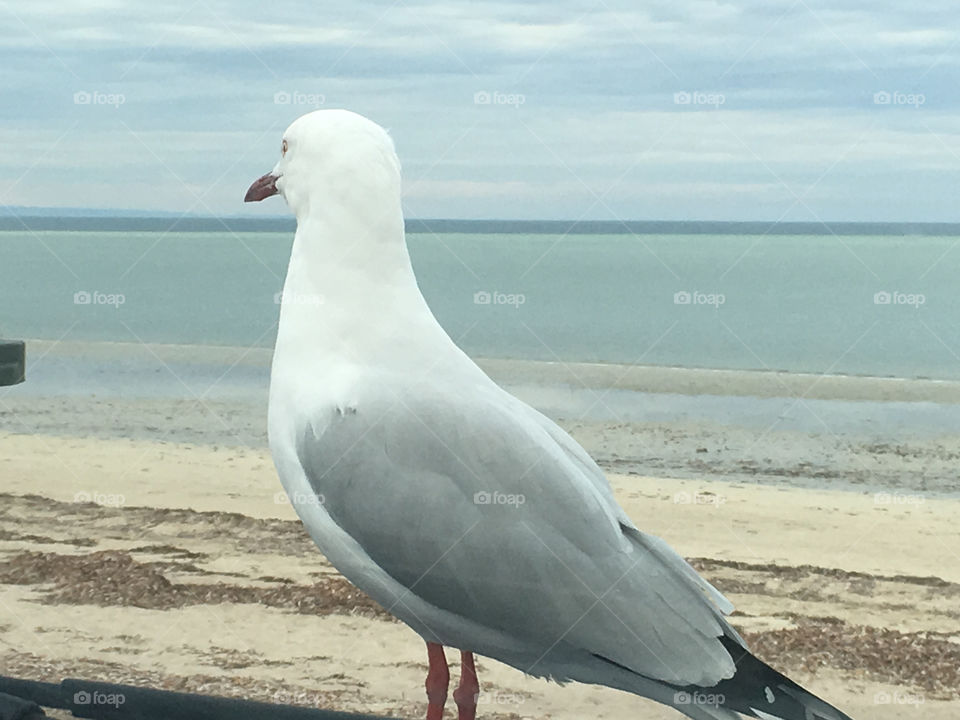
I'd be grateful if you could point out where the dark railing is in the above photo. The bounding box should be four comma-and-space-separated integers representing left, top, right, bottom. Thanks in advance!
0, 340, 25, 387
0, 676, 399, 720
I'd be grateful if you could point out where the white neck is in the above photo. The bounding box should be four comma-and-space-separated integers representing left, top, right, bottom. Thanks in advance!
273, 210, 453, 374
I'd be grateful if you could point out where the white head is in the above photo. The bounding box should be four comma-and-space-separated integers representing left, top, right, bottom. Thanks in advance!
244, 109, 402, 226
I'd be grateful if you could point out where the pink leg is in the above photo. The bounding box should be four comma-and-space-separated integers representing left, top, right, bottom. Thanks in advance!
425, 642, 449, 720
452, 651, 479, 720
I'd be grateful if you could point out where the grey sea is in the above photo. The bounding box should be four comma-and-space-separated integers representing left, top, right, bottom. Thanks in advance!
2, 229, 959, 380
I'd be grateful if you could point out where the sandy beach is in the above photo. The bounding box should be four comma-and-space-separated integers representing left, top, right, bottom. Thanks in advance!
1, 340, 959, 719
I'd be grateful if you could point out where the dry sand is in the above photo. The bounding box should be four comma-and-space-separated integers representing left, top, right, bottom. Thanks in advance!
1, 432, 958, 719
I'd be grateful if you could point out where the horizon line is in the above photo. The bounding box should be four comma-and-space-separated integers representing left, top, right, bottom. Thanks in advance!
3, 212, 960, 235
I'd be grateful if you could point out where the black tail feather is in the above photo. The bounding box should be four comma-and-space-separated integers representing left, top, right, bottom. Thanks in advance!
676, 636, 855, 720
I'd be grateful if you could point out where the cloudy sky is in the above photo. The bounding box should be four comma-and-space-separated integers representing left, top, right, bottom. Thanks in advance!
2, 0, 959, 221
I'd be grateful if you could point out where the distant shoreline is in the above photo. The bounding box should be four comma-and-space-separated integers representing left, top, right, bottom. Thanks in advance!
18, 338, 960, 403
4, 214, 960, 235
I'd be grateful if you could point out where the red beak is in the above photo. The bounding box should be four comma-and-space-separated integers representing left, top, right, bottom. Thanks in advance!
244, 172, 280, 202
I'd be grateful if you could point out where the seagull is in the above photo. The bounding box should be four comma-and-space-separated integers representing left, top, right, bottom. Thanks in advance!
244, 109, 855, 720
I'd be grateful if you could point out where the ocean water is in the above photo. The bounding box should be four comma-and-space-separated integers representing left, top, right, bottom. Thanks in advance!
2, 230, 959, 380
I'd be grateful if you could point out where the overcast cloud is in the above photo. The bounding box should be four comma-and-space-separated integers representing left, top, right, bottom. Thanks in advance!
1, 0, 958, 220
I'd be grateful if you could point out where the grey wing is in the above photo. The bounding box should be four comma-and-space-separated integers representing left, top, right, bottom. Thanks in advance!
525, 400, 739, 629
297, 381, 739, 686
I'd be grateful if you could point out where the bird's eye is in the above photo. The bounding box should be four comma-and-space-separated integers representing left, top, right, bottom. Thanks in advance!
282, 139, 288, 156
